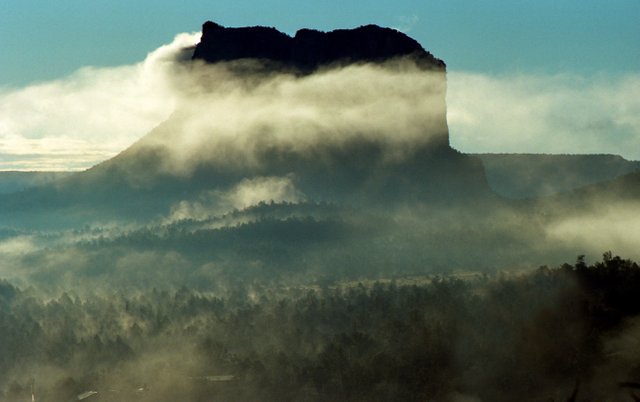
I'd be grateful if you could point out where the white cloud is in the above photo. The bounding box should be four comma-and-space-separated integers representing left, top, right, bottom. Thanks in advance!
0, 32, 200, 171
393, 15, 420, 33
0, 235, 37, 256
447, 72, 640, 160
169, 175, 305, 221
545, 201, 640, 260
139, 60, 448, 175
225, 175, 304, 210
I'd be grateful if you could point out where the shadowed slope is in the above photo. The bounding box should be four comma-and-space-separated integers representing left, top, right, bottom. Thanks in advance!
476, 153, 640, 198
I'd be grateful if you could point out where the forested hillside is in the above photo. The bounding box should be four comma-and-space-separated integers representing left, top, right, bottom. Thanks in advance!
2, 254, 640, 401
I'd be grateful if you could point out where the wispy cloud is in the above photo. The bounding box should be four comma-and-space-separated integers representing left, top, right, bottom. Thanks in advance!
546, 202, 640, 260
447, 72, 640, 160
137, 60, 448, 176
169, 175, 305, 221
393, 15, 419, 33
0, 32, 200, 171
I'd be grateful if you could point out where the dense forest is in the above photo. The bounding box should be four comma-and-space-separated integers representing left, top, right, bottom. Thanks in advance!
2, 253, 640, 401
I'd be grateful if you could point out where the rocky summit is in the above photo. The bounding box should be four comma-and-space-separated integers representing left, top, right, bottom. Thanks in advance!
192, 21, 446, 72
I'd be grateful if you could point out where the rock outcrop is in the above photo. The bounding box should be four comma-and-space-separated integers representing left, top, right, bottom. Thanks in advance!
192, 21, 445, 72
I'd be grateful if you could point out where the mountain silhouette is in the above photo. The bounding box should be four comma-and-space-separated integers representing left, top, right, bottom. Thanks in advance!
192, 21, 446, 72
476, 153, 640, 198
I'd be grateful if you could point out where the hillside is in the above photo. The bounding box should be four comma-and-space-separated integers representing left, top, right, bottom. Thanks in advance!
0, 171, 72, 194
476, 153, 640, 198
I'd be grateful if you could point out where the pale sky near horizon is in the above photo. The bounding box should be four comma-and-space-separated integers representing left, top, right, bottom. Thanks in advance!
0, 1, 639, 170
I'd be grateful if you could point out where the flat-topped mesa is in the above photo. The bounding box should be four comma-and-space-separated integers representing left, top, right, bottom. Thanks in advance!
192, 21, 446, 72
189, 21, 451, 152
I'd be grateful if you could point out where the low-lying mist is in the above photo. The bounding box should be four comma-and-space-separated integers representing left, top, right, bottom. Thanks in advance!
2, 255, 640, 401
3, 195, 637, 294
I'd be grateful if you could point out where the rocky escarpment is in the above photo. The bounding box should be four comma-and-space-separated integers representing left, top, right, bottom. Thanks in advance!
192, 21, 445, 72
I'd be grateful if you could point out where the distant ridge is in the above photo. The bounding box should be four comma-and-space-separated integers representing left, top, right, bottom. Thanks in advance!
475, 153, 640, 198
192, 21, 445, 72
0, 171, 72, 194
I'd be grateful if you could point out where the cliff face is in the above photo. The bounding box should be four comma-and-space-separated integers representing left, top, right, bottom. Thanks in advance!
192, 21, 445, 72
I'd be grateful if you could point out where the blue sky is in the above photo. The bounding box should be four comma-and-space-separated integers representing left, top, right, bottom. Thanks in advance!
2, 0, 638, 85
0, 1, 639, 169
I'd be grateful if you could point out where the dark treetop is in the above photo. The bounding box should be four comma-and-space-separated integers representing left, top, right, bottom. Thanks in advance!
192, 21, 446, 72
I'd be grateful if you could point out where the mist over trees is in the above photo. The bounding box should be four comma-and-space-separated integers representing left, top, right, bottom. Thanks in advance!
1, 254, 640, 401
0, 198, 590, 293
